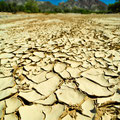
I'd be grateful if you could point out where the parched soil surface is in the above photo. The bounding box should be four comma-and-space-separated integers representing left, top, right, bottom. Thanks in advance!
0, 13, 120, 120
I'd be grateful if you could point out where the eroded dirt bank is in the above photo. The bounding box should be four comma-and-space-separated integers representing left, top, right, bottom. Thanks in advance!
0, 13, 120, 120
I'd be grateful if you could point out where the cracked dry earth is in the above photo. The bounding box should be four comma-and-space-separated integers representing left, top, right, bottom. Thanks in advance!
0, 13, 120, 120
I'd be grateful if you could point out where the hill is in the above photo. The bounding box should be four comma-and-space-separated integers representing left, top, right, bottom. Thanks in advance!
59, 0, 107, 11
4, 0, 107, 12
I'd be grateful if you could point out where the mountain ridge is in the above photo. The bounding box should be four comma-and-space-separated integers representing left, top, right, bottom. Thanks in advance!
5, 0, 107, 11
59, 0, 107, 11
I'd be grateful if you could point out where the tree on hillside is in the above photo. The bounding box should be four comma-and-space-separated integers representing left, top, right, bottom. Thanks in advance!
24, 0, 39, 13
11, 2, 18, 13
0, 0, 8, 12
108, 0, 120, 13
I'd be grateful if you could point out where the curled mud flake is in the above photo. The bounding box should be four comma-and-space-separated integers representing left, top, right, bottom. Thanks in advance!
0, 101, 6, 119
1, 59, 9, 65
65, 60, 81, 68
54, 62, 67, 74
18, 90, 44, 103
42, 64, 54, 71
35, 93, 57, 105
0, 77, 15, 91
81, 68, 111, 87
6, 97, 22, 114
97, 92, 120, 105
102, 113, 111, 120
0, 88, 17, 101
0, 53, 14, 59
0, 67, 12, 77
24, 65, 36, 72
81, 98, 95, 118
95, 52, 105, 58
104, 69, 118, 77
29, 56, 40, 62
34, 74, 62, 96
54, 52, 68, 58
46, 72, 57, 79
44, 104, 65, 120
76, 112, 91, 120
118, 63, 120, 72
27, 71, 47, 84
3, 47, 17, 53
14, 47, 28, 54
76, 78, 113, 97
4, 114, 18, 120
66, 67, 81, 78
33, 52, 45, 58
19, 105, 44, 120
62, 114, 73, 120
60, 70, 71, 79
55, 85, 86, 105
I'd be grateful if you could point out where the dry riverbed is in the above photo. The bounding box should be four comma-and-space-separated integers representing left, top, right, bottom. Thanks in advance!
0, 13, 120, 120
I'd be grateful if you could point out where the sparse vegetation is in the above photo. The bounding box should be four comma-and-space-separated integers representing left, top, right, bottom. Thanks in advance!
0, 0, 119, 14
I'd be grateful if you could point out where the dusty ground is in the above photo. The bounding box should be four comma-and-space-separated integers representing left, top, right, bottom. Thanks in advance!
0, 13, 120, 120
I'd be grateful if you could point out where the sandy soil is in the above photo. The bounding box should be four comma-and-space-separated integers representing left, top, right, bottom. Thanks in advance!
0, 13, 120, 120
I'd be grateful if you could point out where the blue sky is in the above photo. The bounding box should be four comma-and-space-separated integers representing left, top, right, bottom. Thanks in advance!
38, 0, 116, 5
